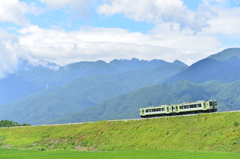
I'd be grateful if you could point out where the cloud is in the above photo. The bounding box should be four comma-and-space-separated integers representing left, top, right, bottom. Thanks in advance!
0, 29, 19, 78
40, 0, 96, 19
98, 0, 217, 32
16, 25, 221, 66
204, 7, 240, 34
0, 27, 59, 79
0, 0, 42, 26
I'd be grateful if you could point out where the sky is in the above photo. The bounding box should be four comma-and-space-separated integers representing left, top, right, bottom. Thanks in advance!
0, 0, 240, 78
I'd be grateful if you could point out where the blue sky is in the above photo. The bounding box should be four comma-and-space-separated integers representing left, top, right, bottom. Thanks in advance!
0, 0, 240, 78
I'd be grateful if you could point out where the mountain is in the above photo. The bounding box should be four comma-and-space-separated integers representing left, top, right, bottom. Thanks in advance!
165, 48, 240, 84
49, 79, 240, 124
19, 58, 176, 87
1, 58, 183, 105
208, 48, 240, 61
0, 75, 42, 105
0, 61, 187, 125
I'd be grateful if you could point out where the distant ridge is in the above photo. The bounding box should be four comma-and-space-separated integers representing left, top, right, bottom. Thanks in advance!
208, 48, 240, 61
165, 48, 240, 84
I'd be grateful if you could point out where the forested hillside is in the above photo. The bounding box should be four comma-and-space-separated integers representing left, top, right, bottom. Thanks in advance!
49, 79, 240, 124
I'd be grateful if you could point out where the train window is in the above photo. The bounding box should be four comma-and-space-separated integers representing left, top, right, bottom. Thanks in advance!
180, 106, 183, 109
198, 104, 201, 107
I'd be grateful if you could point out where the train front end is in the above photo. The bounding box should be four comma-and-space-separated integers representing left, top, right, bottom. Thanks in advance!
208, 100, 217, 112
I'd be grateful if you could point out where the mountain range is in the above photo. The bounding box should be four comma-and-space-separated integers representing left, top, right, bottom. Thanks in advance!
0, 48, 240, 125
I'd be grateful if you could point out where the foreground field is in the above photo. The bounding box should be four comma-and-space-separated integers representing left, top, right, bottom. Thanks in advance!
1, 148, 240, 159
0, 112, 240, 153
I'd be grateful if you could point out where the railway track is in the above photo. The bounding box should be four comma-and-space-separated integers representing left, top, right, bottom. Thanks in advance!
35, 110, 240, 126
2, 110, 240, 128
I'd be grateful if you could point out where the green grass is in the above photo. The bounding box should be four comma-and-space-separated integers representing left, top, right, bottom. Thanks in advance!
0, 148, 239, 159
0, 112, 240, 153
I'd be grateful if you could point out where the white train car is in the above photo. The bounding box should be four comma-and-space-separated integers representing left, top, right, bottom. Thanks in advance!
140, 100, 217, 118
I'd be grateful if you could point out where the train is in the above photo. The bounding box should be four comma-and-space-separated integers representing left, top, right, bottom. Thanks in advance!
139, 100, 217, 118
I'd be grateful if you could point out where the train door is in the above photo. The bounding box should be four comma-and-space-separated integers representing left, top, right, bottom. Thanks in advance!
171, 106, 174, 113
214, 100, 217, 111
175, 105, 179, 113
166, 106, 170, 114
203, 102, 207, 110
171, 106, 176, 115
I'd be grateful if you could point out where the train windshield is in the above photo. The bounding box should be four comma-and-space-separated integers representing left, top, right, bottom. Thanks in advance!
209, 101, 215, 106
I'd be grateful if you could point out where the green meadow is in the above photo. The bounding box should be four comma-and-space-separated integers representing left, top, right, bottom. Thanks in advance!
0, 148, 239, 159
0, 112, 240, 157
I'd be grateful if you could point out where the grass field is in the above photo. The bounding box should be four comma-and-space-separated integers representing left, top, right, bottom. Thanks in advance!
0, 112, 240, 153
0, 148, 240, 159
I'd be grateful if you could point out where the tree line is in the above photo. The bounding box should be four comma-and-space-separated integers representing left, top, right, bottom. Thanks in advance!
0, 120, 31, 127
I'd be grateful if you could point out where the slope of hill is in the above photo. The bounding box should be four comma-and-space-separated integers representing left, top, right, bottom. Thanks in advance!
0, 62, 187, 125
208, 48, 240, 61
0, 75, 42, 105
165, 55, 240, 84
1, 112, 240, 153
50, 79, 240, 124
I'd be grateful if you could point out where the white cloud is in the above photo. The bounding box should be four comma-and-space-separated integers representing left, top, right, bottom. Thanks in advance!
204, 7, 240, 34
98, 0, 216, 32
0, 27, 60, 79
0, 29, 19, 78
40, 0, 89, 9
0, 0, 42, 26
40, 0, 96, 18
17, 25, 221, 66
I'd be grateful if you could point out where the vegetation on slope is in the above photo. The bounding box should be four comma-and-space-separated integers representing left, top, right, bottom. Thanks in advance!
50, 79, 240, 124
0, 112, 240, 153
208, 48, 240, 61
0, 120, 31, 127
166, 56, 240, 84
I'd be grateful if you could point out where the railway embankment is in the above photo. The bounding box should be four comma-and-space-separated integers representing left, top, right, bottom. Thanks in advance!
0, 112, 240, 152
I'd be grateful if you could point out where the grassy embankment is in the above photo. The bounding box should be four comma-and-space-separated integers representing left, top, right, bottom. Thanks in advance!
0, 112, 240, 153
1, 148, 240, 159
